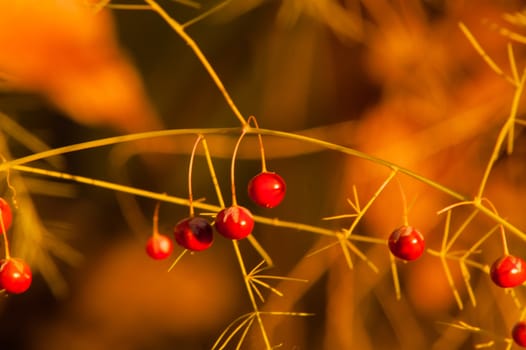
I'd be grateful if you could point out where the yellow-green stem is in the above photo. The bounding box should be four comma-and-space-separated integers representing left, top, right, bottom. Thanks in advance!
229, 129, 248, 206
475, 68, 526, 201
395, 177, 409, 226
0, 215, 10, 259
144, 0, 246, 126
231, 240, 272, 349
152, 201, 161, 237
346, 169, 397, 237
202, 138, 225, 208
187, 135, 203, 217
246, 119, 267, 172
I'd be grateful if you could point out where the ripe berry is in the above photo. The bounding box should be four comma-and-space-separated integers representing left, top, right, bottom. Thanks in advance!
145, 234, 174, 260
490, 255, 526, 288
0, 198, 13, 233
513, 321, 526, 347
388, 226, 425, 261
248, 172, 286, 208
214, 206, 254, 240
174, 217, 214, 251
0, 258, 32, 294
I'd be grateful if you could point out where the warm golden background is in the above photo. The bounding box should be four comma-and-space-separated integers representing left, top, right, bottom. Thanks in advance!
1, 0, 526, 349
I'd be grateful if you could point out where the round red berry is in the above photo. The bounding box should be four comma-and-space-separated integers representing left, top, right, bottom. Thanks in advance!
145, 234, 174, 260
248, 172, 286, 208
0, 198, 13, 233
0, 258, 32, 294
388, 226, 425, 261
174, 217, 214, 251
214, 206, 254, 240
490, 255, 526, 288
513, 321, 526, 347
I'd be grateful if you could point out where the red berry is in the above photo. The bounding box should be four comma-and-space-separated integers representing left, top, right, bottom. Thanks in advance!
174, 217, 214, 251
0, 198, 13, 233
513, 321, 526, 347
388, 226, 425, 261
490, 255, 526, 288
0, 258, 32, 294
214, 206, 254, 240
145, 234, 174, 260
248, 172, 286, 208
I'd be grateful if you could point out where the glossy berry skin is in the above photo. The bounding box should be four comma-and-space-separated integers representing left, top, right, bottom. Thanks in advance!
0, 198, 13, 233
214, 206, 254, 240
248, 172, 286, 208
388, 226, 425, 261
0, 258, 32, 294
490, 255, 526, 288
513, 321, 526, 347
145, 234, 174, 260
174, 217, 213, 251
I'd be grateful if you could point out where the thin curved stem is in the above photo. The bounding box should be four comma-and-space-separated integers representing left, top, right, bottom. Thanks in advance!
229, 129, 248, 206
0, 214, 10, 259
152, 200, 161, 237
0, 126, 467, 203
232, 240, 272, 349
187, 135, 204, 217
5, 127, 525, 241
144, 0, 246, 126
475, 67, 526, 201
247, 116, 267, 172
182, 0, 233, 28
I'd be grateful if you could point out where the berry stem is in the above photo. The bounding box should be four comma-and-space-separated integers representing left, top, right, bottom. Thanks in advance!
144, 0, 247, 126
229, 128, 248, 206
187, 135, 203, 217
152, 201, 161, 237
247, 116, 267, 172
0, 154, 18, 209
395, 177, 409, 226
0, 213, 10, 259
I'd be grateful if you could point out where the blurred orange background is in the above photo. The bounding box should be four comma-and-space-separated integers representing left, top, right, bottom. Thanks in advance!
1, 0, 526, 349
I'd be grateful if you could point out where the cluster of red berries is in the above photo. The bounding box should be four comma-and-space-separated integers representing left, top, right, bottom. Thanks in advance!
145, 172, 286, 259
0, 198, 32, 295
387, 224, 526, 347
387, 227, 526, 285
143, 150, 526, 347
